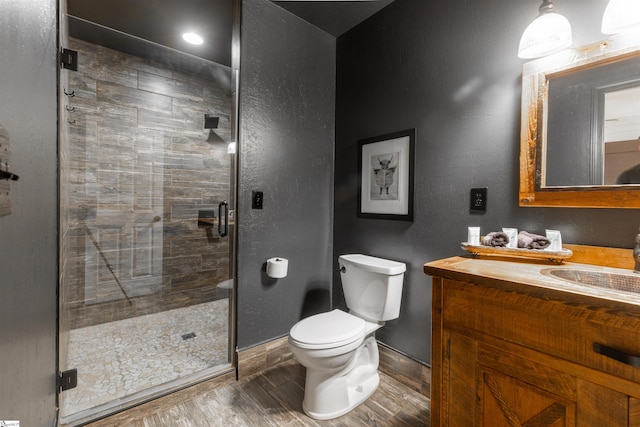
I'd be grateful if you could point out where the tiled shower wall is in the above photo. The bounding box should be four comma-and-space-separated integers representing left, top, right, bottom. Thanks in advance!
61, 37, 234, 329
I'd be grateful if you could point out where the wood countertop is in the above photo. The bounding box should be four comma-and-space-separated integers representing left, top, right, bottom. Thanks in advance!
424, 253, 640, 312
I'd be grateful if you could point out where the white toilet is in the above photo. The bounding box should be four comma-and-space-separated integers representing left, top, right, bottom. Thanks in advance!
288, 254, 406, 420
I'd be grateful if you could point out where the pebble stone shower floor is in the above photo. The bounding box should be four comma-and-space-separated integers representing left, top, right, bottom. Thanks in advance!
62, 299, 229, 416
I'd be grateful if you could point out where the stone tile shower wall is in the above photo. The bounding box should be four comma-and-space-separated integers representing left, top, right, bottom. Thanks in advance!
61, 38, 234, 329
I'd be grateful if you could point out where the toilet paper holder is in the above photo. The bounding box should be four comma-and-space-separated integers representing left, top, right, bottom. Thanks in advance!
266, 257, 288, 279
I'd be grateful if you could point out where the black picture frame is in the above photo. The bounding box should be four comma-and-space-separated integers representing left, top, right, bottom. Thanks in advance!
357, 128, 415, 221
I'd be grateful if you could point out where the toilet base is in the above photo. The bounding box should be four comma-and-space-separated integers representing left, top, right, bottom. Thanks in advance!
303, 371, 379, 420
301, 336, 380, 420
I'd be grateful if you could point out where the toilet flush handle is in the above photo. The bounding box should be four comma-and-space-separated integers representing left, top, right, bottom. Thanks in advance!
339, 265, 346, 273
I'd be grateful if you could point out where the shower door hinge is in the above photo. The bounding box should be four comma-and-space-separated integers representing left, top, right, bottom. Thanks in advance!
60, 48, 78, 71
58, 368, 78, 392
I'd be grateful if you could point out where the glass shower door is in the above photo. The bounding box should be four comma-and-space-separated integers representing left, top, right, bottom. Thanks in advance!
57, 15, 237, 425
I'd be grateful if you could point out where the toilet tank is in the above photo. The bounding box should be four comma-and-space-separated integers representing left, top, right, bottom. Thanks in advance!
338, 254, 406, 322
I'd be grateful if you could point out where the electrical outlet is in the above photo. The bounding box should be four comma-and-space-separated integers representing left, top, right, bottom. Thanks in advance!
470, 187, 487, 212
252, 191, 263, 209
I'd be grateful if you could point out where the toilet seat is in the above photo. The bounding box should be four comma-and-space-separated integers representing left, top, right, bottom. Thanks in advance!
289, 309, 365, 350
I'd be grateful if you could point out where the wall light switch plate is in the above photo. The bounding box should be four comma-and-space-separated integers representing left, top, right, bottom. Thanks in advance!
470, 187, 487, 212
252, 191, 263, 209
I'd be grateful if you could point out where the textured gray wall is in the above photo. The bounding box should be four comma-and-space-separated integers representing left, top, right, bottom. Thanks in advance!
0, 0, 58, 425
237, 0, 336, 349
335, 0, 639, 365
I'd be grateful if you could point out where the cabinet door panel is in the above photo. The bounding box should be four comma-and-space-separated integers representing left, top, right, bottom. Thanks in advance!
479, 367, 575, 427
477, 343, 577, 401
446, 331, 478, 427
576, 380, 628, 426
630, 397, 640, 427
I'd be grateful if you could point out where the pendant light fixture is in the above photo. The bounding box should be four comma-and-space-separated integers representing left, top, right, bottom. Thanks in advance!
601, 0, 640, 34
518, 0, 572, 59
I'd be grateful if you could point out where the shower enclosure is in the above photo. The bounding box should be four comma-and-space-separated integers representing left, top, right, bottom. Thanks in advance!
57, 2, 238, 425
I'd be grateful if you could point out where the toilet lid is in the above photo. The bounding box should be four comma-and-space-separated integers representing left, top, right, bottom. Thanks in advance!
290, 309, 365, 348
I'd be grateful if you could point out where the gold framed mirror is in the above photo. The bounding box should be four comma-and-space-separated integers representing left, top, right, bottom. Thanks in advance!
519, 32, 640, 208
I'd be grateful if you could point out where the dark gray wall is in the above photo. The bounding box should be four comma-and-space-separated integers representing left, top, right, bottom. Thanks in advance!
236, 0, 336, 349
0, 0, 58, 425
334, 0, 640, 365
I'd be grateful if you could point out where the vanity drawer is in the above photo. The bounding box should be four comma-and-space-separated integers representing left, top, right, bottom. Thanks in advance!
442, 278, 640, 387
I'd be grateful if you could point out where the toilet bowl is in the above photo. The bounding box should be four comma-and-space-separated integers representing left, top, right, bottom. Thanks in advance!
288, 309, 382, 420
288, 254, 406, 420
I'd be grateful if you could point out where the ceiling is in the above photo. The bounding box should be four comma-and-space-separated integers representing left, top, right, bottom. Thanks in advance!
67, 0, 234, 66
274, 1, 393, 37
67, 0, 394, 68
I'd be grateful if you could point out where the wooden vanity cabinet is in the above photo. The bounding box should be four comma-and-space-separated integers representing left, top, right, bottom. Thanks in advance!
428, 269, 640, 427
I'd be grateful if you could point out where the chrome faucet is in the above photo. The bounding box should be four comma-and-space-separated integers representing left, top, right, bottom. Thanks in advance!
635, 230, 640, 273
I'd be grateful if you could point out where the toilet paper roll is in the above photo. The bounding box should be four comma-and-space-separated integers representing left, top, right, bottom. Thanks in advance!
266, 257, 288, 278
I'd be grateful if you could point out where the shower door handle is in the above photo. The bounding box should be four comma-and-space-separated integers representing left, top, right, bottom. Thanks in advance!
218, 201, 229, 237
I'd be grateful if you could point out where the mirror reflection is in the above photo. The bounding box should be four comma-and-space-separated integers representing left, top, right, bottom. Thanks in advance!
544, 52, 640, 187
605, 86, 640, 184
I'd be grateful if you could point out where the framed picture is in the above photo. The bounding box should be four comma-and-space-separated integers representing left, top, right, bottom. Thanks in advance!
358, 128, 415, 221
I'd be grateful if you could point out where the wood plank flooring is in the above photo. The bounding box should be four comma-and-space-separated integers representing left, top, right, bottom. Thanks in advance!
87, 360, 430, 426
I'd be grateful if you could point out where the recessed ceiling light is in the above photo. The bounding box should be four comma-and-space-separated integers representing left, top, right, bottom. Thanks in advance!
182, 32, 204, 45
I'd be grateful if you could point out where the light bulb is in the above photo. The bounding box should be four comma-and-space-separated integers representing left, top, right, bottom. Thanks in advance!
182, 32, 204, 45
